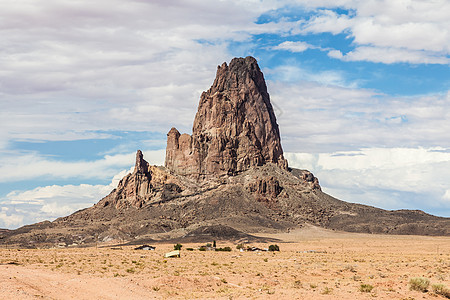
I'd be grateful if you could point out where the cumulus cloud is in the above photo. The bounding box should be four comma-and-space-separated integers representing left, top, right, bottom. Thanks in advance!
0, 148, 166, 228
269, 81, 450, 153
0, 1, 249, 147
286, 147, 450, 216
296, 0, 450, 64
0, 207, 24, 228
0, 168, 133, 229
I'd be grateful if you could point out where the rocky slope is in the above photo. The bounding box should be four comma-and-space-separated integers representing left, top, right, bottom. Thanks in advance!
2, 56, 449, 248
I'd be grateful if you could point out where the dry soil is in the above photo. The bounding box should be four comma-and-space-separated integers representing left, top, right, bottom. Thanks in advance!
1, 226, 449, 299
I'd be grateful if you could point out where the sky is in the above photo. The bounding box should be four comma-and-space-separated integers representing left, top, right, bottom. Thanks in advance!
1, 0, 449, 229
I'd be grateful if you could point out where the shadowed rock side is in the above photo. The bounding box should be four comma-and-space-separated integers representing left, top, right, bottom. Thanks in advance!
2, 56, 449, 248
165, 56, 288, 180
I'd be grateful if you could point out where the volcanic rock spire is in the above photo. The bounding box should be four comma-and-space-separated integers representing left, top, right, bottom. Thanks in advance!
165, 56, 288, 179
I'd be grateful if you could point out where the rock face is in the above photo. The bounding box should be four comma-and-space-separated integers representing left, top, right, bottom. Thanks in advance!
98, 150, 182, 209
165, 56, 288, 179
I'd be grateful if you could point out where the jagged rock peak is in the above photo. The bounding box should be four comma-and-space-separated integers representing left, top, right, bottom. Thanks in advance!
98, 150, 182, 209
209, 56, 268, 96
134, 150, 150, 175
165, 56, 288, 179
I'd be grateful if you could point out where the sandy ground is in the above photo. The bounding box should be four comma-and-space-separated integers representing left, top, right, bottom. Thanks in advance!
1, 226, 449, 299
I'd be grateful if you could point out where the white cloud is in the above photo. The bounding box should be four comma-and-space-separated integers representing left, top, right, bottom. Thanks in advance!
286, 147, 450, 216
299, 9, 353, 35
0, 0, 315, 150
296, 1, 450, 64
0, 207, 24, 228
331, 46, 450, 64
273, 41, 313, 52
0, 168, 134, 229
444, 190, 450, 200
269, 81, 450, 153
0, 149, 165, 183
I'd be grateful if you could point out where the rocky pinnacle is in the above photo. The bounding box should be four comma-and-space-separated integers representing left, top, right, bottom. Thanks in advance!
165, 56, 288, 179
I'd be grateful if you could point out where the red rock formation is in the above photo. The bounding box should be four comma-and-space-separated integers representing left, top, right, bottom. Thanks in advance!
99, 150, 182, 209
165, 56, 288, 179
247, 176, 283, 209
301, 171, 321, 190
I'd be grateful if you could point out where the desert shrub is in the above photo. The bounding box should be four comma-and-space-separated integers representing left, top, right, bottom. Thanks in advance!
215, 247, 232, 252
293, 280, 302, 288
409, 277, 429, 292
359, 284, 374, 293
186, 248, 194, 251
432, 284, 450, 298
268, 244, 280, 251
236, 243, 244, 249
198, 246, 206, 251
174, 243, 183, 250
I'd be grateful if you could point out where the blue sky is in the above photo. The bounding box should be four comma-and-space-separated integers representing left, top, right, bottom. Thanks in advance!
1, 0, 449, 228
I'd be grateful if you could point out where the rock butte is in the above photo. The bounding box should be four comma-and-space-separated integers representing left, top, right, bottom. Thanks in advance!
1, 56, 449, 248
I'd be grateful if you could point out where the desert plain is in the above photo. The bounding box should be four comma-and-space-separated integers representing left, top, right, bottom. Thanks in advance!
0, 226, 449, 300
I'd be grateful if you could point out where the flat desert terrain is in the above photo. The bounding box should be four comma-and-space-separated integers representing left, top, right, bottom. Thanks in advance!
1, 226, 449, 299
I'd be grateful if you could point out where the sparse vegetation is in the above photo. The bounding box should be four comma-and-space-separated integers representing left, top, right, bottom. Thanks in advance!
359, 284, 374, 293
268, 244, 279, 251
174, 243, 183, 250
409, 277, 429, 292
0, 234, 448, 299
432, 283, 450, 298
215, 247, 232, 252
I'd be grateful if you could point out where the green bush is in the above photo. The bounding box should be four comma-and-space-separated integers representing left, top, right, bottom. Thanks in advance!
236, 243, 244, 249
359, 284, 374, 293
198, 246, 206, 251
268, 244, 280, 251
409, 277, 430, 292
432, 284, 450, 298
186, 248, 194, 251
215, 247, 232, 252
174, 243, 183, 250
